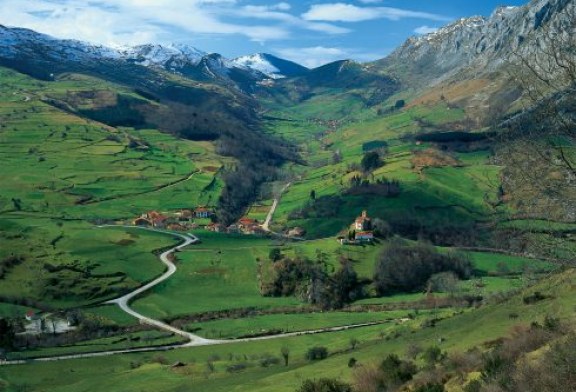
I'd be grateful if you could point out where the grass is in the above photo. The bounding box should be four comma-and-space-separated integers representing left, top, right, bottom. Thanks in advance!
131, 234, 301, 318
84, 305, 140, 327
184, 311, 412, 339
0, 216, 178, 309
0, 65, 227, 308
8, 330, 186, 360
0, 61, 572, 392
256, 106, 499, 239
2, 268, 574, 392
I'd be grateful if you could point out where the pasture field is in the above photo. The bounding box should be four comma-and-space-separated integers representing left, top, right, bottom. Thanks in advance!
0, 63, 571, 392
255, 101, 499, 240
1, 269, 574, 392
0, 220, 178, 308
9, 330, 186, 360
185, 309, 445, 339
131, 230, 554, 321
131, 235, 301, 319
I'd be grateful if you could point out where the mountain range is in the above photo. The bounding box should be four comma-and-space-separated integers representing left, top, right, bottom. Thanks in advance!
1, 0, 572, 98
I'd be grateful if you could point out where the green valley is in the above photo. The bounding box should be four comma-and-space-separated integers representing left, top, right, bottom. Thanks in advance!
1, 1, 575, 391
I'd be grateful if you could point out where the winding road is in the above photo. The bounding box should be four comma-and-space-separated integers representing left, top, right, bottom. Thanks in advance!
103, 227, 214, 347
0, 225, 386, 365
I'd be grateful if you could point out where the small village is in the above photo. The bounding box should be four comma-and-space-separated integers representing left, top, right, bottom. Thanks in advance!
130, 207, 287, 236
130, 208, 375, 245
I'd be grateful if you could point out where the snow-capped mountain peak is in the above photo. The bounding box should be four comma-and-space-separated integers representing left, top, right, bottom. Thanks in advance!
118, 43, 206, 68
232, 53, 309, 79
233, 53, 283, 79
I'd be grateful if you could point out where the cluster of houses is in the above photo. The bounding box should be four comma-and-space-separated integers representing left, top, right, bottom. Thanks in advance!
132, 208, 305, 237
205, 217, 265, 235
132, 207, 214, 231
338, 210, 375, 245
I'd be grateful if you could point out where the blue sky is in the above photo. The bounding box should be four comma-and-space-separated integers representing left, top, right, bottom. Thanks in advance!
0, 0, 528, 67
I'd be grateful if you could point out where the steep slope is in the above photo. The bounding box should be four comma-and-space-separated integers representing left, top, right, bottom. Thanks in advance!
373, 0, 574, 86
232, 53, 309, 79
0, 25, 269, 92
0, 25, 300, 224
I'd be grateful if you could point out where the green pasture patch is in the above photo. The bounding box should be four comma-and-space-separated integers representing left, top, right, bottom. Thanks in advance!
187, 310, 427, 339
132, 236, 300, 318
9, 330, 186, 360
85, 304, 139, 327
2, 269, 576, 392
467, 252, 554, 275
0, 220, 177, 308
0, 302, 33, 318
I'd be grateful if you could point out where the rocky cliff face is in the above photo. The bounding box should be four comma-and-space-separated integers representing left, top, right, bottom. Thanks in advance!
376, 0, 575, 85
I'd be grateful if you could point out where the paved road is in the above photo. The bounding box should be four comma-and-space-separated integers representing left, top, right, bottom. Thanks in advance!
261, 182, 291, 233
103, 227, 216, 346
0, 226, 386, 365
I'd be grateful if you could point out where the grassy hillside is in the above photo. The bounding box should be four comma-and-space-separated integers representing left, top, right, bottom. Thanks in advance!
0, 66, 226, 309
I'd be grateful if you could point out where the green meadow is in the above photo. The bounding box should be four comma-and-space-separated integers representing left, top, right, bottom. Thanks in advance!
1, 269, 574, 392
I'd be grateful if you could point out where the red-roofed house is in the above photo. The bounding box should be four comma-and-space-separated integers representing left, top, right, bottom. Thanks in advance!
25, 310, 39, 321
355, 231, 374, 242
133, 211, 169, 228
354, 210, 372, 231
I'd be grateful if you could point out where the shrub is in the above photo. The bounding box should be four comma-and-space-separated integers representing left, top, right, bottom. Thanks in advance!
380, 354, 417, 384
414, 383, 445, 392
374, 241, 472, 295
522, 291, 547, 304
306, 346, 329, 361
361, 151, 383, 172
226, 362, 248, 373
259, 355, 280, 367
422, 346, 445, 366
297, 378, 352, 392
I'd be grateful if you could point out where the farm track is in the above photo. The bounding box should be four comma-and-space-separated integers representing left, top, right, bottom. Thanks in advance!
0, 225, 385, 365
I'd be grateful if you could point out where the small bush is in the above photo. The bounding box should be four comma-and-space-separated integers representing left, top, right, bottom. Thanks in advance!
226, 362, 248, 373
259, 355, 280, 367
414, 383, 445, 392
306, 346, 329, 361
297, 378, 352, 392
522, 291, 547, 304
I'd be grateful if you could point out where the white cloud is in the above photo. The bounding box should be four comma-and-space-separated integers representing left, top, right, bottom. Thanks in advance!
275, 46, 347, 68
274, 46, 384, 68
0, 0, 307, 46
0, 0, 350, 47
414, 25, 438, 35
302, 3, 450, 23
236, 4, 350, 36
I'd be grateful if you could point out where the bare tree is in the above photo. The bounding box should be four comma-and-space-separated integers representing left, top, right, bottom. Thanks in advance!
495, 2, 576, 260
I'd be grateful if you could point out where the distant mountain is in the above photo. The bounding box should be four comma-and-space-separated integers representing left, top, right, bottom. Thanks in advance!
0, 25, 306, 91
260, 59, 399, 115
232, 53, 309, 79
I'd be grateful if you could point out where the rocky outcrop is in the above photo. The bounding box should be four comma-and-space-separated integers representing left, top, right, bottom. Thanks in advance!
375, 0, 575, 86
